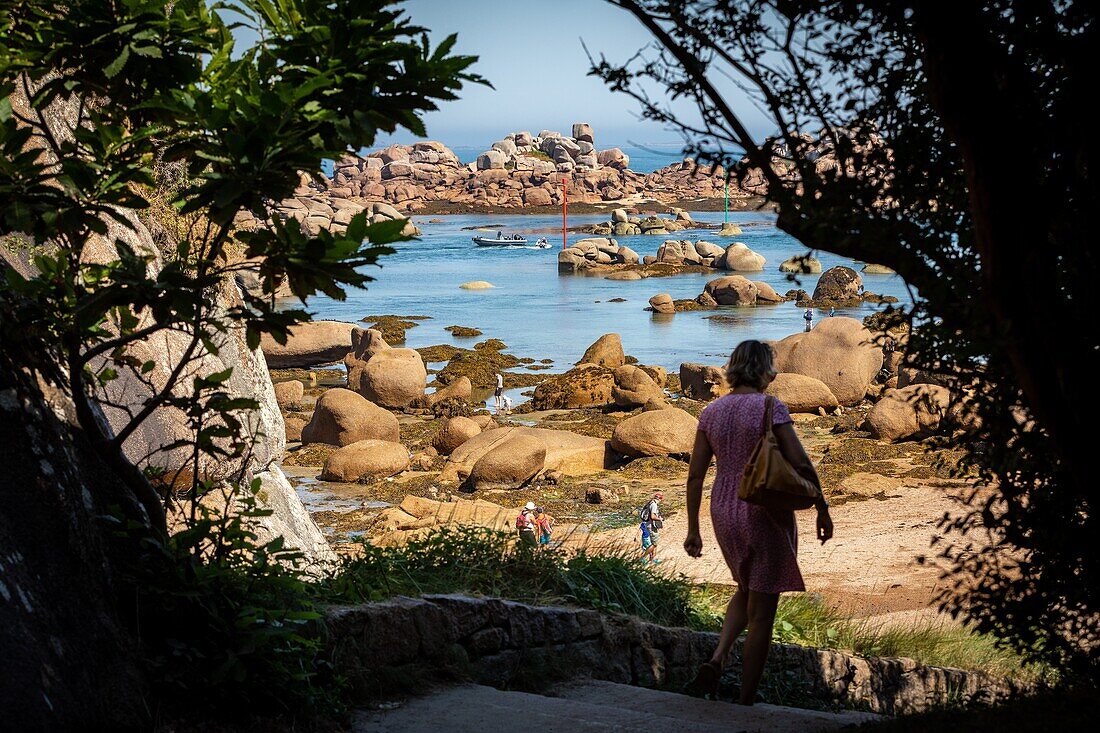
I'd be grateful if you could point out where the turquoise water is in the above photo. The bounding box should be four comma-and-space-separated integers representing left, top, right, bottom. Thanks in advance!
303, 211, 906, 375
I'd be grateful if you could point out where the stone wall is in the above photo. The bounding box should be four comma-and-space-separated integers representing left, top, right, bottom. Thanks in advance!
325, 594, 1031, 715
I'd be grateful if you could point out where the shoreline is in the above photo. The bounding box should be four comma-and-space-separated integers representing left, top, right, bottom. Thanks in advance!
409, 195, 775, 217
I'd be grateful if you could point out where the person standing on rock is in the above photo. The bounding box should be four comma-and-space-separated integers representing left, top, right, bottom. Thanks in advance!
682, 340, 833, 705
516, 501, 538, 548
494, 371, 505, 412
803, 308, 814, 332
639, 492, 664, 564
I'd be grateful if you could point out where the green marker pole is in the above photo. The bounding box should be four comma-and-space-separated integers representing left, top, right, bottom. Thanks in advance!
724, 168, 730, 224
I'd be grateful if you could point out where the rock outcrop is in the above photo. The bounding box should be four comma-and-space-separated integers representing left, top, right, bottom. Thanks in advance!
431, 416, 483, 455
770, 317, 883, 405
468, 433, 547, 490
578, 333, 625, 368
368, 495, 514, 546
610, 408, 699, 458
765, 373, 840, 413
648, 293, 675, 314
273, 379, 305, 408
417, 376, 474, 409
83, 230, 332, 563
812, 266, 863, 302
0, 345, 148, 729
300, 388, 400, 446
558, 238, 640, 272
320, 439, 411, 481
703, 275, 759, 306
238, 175, 420, 238
717, 242, 766, 272
441, 427, 611, 483
313, 127, 762, 215
866, 385, 951, 442
531, 365, 615, 410
611, 365, 665, 408
260, 320, 356, 368
779, 255, 822, 274
679, 363, 730, 400
351, 347, 427, 409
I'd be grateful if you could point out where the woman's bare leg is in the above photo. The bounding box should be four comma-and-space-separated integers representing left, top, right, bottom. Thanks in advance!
739, 590, 779, 705
709, 586, 749, 667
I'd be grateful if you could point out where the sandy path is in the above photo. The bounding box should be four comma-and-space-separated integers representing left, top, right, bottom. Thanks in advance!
579, 481, 972, 622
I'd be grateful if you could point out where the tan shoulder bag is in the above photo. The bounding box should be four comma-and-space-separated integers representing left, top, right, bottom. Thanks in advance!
738, 395, 821, 511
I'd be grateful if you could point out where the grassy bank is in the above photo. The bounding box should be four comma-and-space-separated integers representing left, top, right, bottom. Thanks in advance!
153, 517, 1052, 724
318, 527, 1048, 683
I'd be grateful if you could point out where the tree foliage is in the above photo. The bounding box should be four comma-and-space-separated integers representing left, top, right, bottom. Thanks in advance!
0, 0, 483, 533
1, 3, 484, 720
592, 0, 1097, 674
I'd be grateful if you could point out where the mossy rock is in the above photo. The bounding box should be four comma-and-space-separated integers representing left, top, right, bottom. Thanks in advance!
863, 310, 910, 335
673, 299, 712, 312
474, 338, 508, 352
361, 315, 422, 343
531, 366, 614, 410
416, 344, 466, 363
445, 325, 482, 338
283, 442, 337, 468
362, 313, 431, 321
435, 349, 523, 387
539, 408, 620, 439
269, 367, 345, 387
618, 455, 688, 479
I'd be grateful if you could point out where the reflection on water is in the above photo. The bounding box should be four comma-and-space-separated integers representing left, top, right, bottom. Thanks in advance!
302, 211, 908, 374
283, 465, 390, 514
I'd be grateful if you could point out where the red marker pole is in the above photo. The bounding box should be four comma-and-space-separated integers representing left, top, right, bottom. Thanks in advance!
562, 177, 568, 250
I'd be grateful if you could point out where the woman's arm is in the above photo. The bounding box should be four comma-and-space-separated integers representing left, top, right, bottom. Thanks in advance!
774, 422, 834, 544
683, 429, 714, 557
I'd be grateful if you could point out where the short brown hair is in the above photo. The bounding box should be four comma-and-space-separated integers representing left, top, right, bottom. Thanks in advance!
725, 340, 777, 390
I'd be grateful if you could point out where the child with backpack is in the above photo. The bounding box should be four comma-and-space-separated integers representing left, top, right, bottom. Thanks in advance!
638, 491, 664, 564
534, 506, 555, 546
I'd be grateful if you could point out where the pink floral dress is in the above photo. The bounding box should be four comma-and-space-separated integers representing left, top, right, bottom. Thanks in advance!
698, 393, 805, 594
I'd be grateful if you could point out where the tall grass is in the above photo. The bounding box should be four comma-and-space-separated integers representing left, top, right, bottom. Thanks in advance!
695, 584, 1052, 683
318, 526, 711, 629
318, 527, 1048, 683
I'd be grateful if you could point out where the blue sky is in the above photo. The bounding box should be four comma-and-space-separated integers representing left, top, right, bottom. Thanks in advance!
372, 0, 764, 150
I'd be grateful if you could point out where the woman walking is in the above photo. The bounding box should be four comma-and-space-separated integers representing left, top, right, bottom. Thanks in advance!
683, 340, 833, 705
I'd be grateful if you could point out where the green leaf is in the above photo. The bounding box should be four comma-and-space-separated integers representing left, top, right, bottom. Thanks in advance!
105, 45, 131, 79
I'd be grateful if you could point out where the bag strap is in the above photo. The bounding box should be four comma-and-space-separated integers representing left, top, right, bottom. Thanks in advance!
760, 394, 774, 434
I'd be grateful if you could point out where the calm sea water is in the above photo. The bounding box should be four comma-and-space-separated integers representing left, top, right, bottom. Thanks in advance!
303, 211, 908, 377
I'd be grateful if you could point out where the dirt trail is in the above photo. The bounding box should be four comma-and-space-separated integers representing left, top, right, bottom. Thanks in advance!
576, 479, 972, 623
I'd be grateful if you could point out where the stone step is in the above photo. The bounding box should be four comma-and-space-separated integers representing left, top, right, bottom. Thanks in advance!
551, 679, 879, 730
354, 681, 879, 733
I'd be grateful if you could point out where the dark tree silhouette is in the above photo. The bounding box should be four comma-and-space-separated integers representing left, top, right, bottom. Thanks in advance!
592, 0, 1097, 674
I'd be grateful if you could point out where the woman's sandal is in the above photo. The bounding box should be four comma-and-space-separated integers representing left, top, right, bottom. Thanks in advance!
683, 660, 722, 700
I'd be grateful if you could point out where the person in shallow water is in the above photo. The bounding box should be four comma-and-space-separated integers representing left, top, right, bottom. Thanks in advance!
493, 371, 504, 411
682, 340, 833, 705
